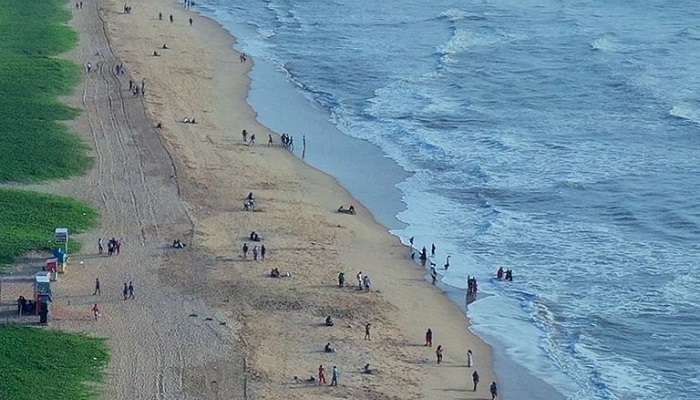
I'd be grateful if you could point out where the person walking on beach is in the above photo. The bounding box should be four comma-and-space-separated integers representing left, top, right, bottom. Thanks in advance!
490, 381, 498, 399
169, 14, 174, 23
123, 283, 129, 301
318, 365, 326, 385
364, 322, 371, 340
115, 238, 122, 255
338, 272, 345, 287
356, 271, 363, 289
249, 134, 256, 145
330, 366, 339, 386
159, 12, 163, 20
260, 244, 266, 260
98, 238, 103, 255
93, 278, 101, 296
425, 328, 433, 347
242, 129, 248, 143
242, 243, 249, 259
472, 370, 480, 392
431, 243, 436, 256
252, 246, 259, 261
86, 62, 92, 73
128, 281, 135, 299
189, 17, 193, 26
467, 349, 474, 367
268, 134, 273, 146
436, 345, 444, 364
92, 304, 101, 320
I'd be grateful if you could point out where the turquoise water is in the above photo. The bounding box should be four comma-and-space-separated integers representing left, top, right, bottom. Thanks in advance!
197, 0, 700, 398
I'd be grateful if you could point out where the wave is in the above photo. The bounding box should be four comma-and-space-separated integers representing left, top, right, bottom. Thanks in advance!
669, 104, 700, 124
590, 34, 617, 52
438, 8, 486, 22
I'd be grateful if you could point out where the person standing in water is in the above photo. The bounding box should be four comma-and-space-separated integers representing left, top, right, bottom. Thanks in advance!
444, 255, 450, 270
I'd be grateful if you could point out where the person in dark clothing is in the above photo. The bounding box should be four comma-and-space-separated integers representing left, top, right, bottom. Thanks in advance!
364, 323, 371, 340
472, 370, 480, 392
490, 381, 498, 399
425, 328, 433, 347
338, 272, 345, 287
123, 283, 129, 301
128, 281, 135, 299
94, 278, 101, 296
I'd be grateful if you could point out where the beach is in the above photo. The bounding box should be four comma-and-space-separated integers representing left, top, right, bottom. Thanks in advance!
37, 0, 500, 398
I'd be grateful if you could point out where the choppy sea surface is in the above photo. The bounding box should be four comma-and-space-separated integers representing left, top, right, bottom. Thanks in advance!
196, 0, 700, 398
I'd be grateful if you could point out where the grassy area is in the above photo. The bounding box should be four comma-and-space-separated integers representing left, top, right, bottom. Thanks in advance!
0, 189, 98, 266
0, 0, 91, 182
0, 326, 109, 400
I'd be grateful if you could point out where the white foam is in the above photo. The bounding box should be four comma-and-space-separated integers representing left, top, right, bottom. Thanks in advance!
669, 104, 700, 124
440, 8, 467, 22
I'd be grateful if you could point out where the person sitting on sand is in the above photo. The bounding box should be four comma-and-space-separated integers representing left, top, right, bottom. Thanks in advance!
162, 44, 169, 49
324, 343, 335, 353
325, 316, 334, 327
247, 192, 255, 201
153, 50, 160, 56
362, 363, 375, 374
172, 239, 186, 249
349, 205, 355, 214
250, 231, 261, 241
270, 268, 280, 278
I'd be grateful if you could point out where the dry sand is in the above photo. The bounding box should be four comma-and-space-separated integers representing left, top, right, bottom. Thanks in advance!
41, 0, 499, 398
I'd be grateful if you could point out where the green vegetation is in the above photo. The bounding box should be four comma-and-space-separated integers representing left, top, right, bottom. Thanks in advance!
0, 189, 98, 266
0, 326, 109, 400
0, 0, 91, 182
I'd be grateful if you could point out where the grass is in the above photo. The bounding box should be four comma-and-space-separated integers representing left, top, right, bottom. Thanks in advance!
0, 326, 109, 400
0, 0, 92, 182
0, 189, 98, 266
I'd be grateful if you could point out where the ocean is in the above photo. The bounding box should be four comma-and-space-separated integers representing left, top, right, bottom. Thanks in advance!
195, 0, 700, 398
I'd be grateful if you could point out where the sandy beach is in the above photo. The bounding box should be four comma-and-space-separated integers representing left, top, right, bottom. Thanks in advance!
40, 0, 499, 398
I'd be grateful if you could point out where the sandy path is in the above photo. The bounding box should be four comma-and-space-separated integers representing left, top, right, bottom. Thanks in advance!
43, 2, 246, 399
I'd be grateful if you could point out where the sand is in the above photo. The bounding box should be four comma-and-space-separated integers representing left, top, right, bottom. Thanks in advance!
41, 0, 499, 398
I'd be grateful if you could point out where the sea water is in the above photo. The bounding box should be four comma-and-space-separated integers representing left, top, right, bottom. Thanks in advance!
195, 0, 700, 399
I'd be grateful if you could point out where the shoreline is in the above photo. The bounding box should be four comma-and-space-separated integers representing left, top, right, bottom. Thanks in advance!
56, 0, 502, 397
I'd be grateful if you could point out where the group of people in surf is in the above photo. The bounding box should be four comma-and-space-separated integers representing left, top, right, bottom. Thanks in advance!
496, 267, 513, 281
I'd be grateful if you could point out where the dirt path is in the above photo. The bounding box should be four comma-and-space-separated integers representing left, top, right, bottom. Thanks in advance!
44, 2, 246, 399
